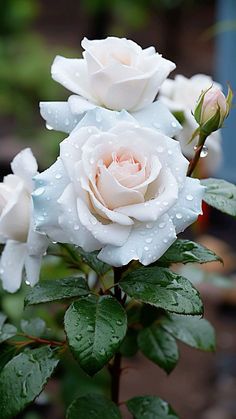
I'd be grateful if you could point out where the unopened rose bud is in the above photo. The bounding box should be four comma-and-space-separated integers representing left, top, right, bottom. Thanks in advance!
194, 85, 233, 135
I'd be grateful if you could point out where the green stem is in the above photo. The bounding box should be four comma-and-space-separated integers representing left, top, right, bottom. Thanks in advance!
187, 132, 208, 177
110, 267, 125, 404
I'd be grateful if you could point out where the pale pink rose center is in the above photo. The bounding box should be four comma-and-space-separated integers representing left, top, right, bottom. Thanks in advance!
107, 151, 141, 183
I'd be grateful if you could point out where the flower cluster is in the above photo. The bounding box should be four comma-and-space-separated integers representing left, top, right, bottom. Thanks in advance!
2, 36, 222, 292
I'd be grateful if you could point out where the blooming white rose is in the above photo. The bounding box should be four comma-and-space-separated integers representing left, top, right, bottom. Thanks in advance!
0, 149, 48, 293
33, 109, 204, 267
51, 37, 175, 112
159, 74, 223, 173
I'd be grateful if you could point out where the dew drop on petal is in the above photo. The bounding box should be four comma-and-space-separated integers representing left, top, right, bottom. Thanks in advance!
33, 187, 45, 196
55, 173, 62, 179
145, 237, 153, 244
186, 194, 193, 201
46, 123, 53, 130
176, 212, 183, 219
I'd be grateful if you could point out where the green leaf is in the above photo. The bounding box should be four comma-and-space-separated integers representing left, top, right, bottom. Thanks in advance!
25, 276, 90, 306
120, 329, 138, 357
0, 344, 18, 370
138, 325, 178, 373
0, 313, 7, 329
127, 396, 179, 419
158, 239, 222, 265
77, 247, 111, 276
0, 314, 17, 343
20, 318, 46, 337
160, 314, 215, 351
64, 295, 127, 375
66, 393, 121, 418
120, 267, 203, 315
0, 346, 59, 419
0, 324, 17, 343
201, 178, 236, 216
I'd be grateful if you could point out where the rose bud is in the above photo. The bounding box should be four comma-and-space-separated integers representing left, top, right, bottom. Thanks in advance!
194, 85, 233, 135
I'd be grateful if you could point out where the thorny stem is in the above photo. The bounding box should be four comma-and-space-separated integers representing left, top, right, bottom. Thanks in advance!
187, 132, 207, 177
109, 266, 126, 404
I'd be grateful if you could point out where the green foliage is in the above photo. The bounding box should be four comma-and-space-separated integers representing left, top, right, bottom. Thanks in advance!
76, 247, 111, 276
127, 396, 179, 418
138, 325, 179, 373
120, 328, 138, 357
160, 314, 215, 351
201, 178, 236, 216
25, 277, 90, 306
20, 318, 46, 337
120, 267, 203, 315
64, 295, 127, 375
158, 239, 222, 265
0, 346, 59, 418
67, 393, 121, 418
0, 312, 17, 343
0, 343, 18, 370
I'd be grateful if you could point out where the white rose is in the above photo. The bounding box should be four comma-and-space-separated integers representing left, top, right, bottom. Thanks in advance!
33, 109, 204, 267
159, 74, 223, 173
50, 36, 175, 112
0, 149, 48, 293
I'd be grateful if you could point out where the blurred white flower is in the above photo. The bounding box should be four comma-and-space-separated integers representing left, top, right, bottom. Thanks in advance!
33, 108, 204, 267
159, 74, 223, 174
0, 149, 48, 293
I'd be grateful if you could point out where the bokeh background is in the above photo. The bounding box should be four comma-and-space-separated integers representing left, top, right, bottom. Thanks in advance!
1, 1, 236, 418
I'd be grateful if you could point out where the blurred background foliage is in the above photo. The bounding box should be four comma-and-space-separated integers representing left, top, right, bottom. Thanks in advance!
1, 1, 236, 418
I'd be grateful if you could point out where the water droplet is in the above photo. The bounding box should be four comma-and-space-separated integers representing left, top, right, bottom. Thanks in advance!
186, 194, 193, 201
74, 224, 80, 231
99, 348, 106, 356
158, 222, 166, 229
65, 118, 70, 126
76, 334, 82, 341
25, 280, 30, 285
46, 123, 53, 130
37, 215, 45, 222
168, 149, 173, 155
163, 201, 169, 206
89, 157, 95, 164
111, 336, 119, 343
16, 370, 23, 377
163, 238, 168, 243
21, 381, 27, 398
116, 320, 123, 326
145, 237, 153, 244
156, 146, 164, 153
176, 212, 182, 219
87, 325, 94, 332
55, 173, 62, 179
171, 121, 177, 128
200, 145, 208, 158
146, 223, 153, 229
144, 246, 149, 251
33, 187, 45, 196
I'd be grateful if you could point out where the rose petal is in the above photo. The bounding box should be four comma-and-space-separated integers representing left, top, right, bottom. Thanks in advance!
132, 100, 182, 137
40, 101, 83, 134
58, 183, 101, 251
97, 165, 144, 209
32, 159, 71, 242
51, 56, 95, 101
11, 148, 38, 191
0, 179, 30, 242
168, 177, 205, 234
0, 241, 27, 293
77, 198, 131, 246
116, 168, 178, 222
98, 213, 176, 266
